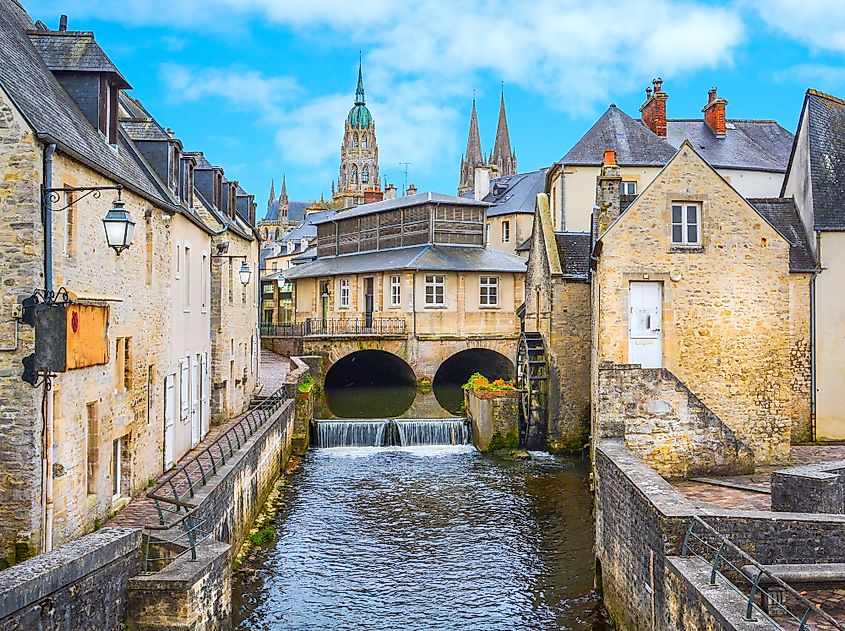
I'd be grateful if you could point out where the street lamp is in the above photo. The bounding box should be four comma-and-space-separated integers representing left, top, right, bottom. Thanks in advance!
101, 195, 135, 255
238, 260, 252, 286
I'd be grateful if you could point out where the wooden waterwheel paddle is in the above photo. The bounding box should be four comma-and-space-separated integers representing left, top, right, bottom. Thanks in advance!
517, 331, 548, 450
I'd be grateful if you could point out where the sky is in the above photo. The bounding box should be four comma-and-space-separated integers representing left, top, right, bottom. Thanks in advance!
22, 0, 845, 220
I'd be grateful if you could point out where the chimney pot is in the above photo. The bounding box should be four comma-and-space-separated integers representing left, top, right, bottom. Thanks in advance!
603, 149, 617, 166
708, 87, 718, 104
640, 77, 668, 137
59, 15, 67, 31
646, 86, 652, 98
653, 77, 663, 93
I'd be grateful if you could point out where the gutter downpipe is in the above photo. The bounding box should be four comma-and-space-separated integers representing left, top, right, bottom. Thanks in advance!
41, 142, 57, 553
810, 232, 821, 442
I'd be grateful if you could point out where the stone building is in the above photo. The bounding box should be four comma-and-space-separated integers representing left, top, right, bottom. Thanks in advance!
475, 168, 546, 257
546, 79, 794, 232
0, 5, 259, 566
284, 192, 526, 379
780, 89, 845, 441
591, 143, 811, 467
457, 92, 517, 197
333, 60, 380, 208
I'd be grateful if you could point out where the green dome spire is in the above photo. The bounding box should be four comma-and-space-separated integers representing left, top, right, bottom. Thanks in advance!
347, 55, 372, 129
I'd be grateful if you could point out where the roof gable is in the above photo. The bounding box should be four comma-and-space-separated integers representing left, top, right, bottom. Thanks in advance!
748, 198, 815, 272
804, 90, 845, 230
562, 105, 676, 167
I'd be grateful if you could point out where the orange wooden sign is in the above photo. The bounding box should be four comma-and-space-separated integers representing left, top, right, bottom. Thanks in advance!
65, 304, 110, 369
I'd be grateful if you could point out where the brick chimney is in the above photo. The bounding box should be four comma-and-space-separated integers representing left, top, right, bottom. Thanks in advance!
406, 183, 417, 196
58, 15, 67, 31
364, 188, 384, 204
384, 183, 397, 200
596, 149, 622, 235
702, 87, 728, 138
640, 77, 668, 138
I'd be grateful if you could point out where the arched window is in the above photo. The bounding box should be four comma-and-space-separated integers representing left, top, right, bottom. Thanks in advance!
352, 134, 359, 148
362, 166, 369, 184
362, 134, 368, 148
351, 166, 358, 183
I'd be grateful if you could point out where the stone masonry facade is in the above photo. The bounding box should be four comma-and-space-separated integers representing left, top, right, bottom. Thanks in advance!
594, 143, 808, 464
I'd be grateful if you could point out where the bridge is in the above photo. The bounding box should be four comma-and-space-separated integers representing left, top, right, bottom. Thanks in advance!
260, 317, 518, 394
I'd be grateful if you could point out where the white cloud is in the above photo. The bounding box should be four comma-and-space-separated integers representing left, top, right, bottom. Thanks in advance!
745, 0, 845, 54
38, 0, 748, 193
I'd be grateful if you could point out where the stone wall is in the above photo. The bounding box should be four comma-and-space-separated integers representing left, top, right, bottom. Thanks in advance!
0, 83, 43, 566
594, 143, 801, 464
594, 439, 845, 631
597, 363, 755, 477
770, 461, 845, 514
788, 273, 813, 442
465, 389, 519, 452
0, 527, 141, 630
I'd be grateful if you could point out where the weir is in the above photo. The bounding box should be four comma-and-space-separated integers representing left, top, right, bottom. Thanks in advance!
315, 418, 470, 448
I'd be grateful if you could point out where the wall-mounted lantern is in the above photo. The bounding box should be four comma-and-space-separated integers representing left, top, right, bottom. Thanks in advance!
45, 184, 133, 255
238, 261, 252, 286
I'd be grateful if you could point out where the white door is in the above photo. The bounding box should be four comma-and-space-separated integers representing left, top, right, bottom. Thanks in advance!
200, 353, 209, 440
628, 281, 663, 368
164, 374, 175, 469
190, 355, 199, 448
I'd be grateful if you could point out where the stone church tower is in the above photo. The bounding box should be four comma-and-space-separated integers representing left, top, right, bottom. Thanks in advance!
457, 91, 517, 196
334, 59, 380, 208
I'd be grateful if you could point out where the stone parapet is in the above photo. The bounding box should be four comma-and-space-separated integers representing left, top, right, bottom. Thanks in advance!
465, 389, 519, 452
771, 460, 845, 514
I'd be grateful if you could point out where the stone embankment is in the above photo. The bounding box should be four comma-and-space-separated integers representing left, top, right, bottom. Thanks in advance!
0, 353, 314, 631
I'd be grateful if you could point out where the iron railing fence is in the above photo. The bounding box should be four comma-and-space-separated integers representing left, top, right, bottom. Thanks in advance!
261, 317, 406, 338
681, 516, 845, 630
141, 511, 212, 574
146, 384, 291, 525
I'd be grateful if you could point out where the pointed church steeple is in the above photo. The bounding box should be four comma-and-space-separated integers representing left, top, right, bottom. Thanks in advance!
279, 174, 289, 222
490, 89, 517, 177
458, 98, 485, 196
267, 179, 275, 211
355, 54, 366, 105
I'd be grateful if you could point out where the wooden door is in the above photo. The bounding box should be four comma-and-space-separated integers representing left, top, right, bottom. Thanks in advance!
628, 281, 663, 368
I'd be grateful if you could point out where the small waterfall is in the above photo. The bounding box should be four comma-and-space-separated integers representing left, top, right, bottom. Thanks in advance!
316, 420, 389, 448
394, 419, 469, 446
315, 418, 471, 448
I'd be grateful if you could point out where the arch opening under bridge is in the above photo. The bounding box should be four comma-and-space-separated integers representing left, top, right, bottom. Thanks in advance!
323, 350, 417, 418
433, 348, 516, 415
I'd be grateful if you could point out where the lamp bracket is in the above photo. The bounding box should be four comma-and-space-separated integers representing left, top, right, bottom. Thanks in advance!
44, 185, 123, 213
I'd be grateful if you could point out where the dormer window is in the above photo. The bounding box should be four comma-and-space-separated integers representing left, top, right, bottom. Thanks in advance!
100, 78, 119, 145
287, 241, 295, 254
300, 238, 308, 251
213, 172, 223, 210
170, 145, 180, 193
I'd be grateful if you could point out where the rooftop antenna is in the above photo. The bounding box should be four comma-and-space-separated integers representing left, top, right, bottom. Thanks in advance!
398, 162, 411, 194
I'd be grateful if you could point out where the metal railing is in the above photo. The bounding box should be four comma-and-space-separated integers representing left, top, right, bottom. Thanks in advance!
261, 317, 406, 338
140, 383, 292, 572
681, 516, 845, 630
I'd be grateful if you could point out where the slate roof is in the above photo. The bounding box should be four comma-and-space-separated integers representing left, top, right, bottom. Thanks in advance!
313, 192, 489, 225
794, 90, 845, 231
666, 120, 793, 172
262, 198, 311, 223
561, 104, 793, 173
553, 232, 591, 280
284, 244, 526, 279
483, 169, 547, 217
27, 30, 131, 87
562, 105, 676, 166
0, 2, 174, 210
516, 236, 532, 253
748, 198, 816, 272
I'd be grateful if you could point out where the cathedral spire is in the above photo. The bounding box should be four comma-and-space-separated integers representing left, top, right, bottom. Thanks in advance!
355, 54, 365, 106
457, 97, 485, 196
280, 174, 288, 204
267, 179, 275, 211
490, 89, 517, 177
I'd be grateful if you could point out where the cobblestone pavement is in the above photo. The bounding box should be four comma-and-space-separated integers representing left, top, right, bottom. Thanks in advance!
671, 445, 845, 511
770, 588, 845, 630
107, 349, 292, 530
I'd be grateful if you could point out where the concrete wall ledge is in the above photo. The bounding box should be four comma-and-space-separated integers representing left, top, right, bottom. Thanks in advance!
667, 556, 775, 630
596, 439, 698, 518
128, 540, 230, 592
0, 527, 140, 618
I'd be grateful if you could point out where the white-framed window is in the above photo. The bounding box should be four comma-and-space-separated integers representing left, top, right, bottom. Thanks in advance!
502, 221, 510, 243
339, 278, 350, 308
671, 202, 701, 246
183, 245, 191, 311
201, 253, 208, 312
175, 243, 181, 279
621, 181, 637, 196
485, 222, 491, 244
390, 275, 401, 307
479, 276, 499, 307
424, 274, 445, 307
111, 437, 122, 501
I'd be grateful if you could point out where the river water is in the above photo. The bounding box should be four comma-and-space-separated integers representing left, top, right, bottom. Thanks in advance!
232, 445, 609, 630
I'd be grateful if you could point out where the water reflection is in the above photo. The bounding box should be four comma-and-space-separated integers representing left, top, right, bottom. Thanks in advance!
319, 386, 457, 419
233, 448, 609, 630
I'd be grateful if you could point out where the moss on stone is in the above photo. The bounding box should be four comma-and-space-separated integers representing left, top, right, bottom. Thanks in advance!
547, 434, 589, 454
488, 425, 520, 452
416, 378, 432, 394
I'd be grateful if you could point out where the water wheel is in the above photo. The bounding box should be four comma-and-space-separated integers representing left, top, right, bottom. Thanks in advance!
517, 332, 548, 450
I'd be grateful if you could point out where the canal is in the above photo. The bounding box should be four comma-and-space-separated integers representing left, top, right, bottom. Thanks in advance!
232, 381, 608, 630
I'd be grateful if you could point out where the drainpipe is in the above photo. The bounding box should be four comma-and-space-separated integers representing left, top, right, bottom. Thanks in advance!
810, 232, 821, 442
41, 142, 57, 553
412, 272, 417, 337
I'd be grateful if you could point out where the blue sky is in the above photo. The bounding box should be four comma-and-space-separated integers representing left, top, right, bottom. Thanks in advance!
23, 1, 845, 219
